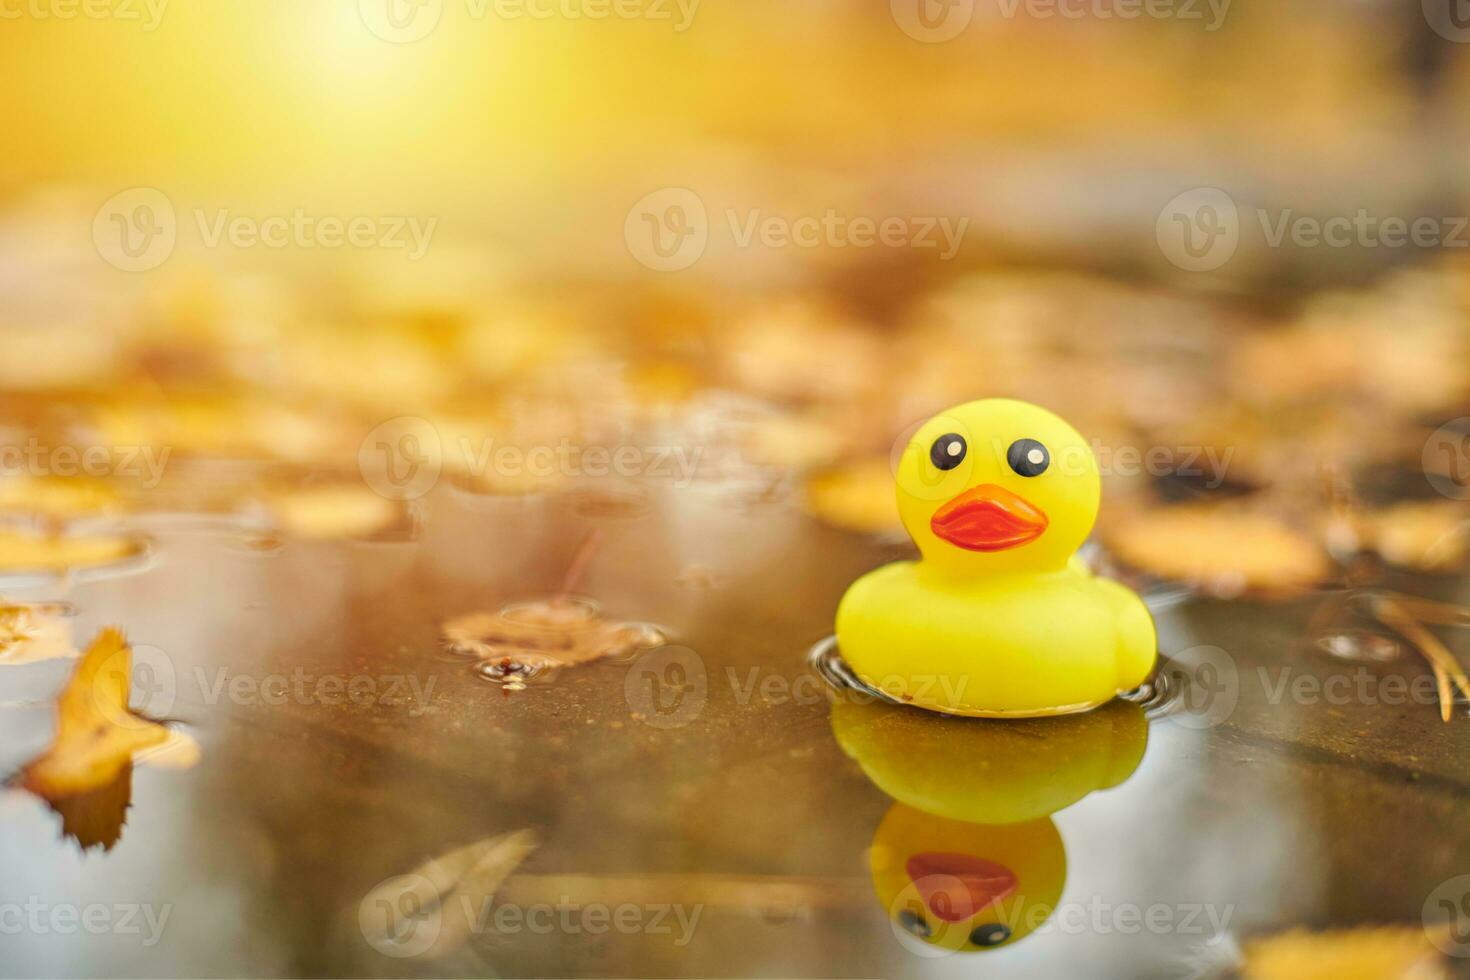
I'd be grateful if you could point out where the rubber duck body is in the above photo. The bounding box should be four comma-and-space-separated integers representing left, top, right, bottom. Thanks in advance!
831, 698, 1148, 954
835, 399, 1156, 717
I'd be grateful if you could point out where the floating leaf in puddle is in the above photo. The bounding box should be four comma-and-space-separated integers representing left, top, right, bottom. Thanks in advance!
360, 829, 538, 959
17, 628, 170, 799
442, 530, 665, 687
0, 600, 73, 666
443, 597, 666, 690
1103, 505, 1330, 597
266, 485, 400, 540
0, 529, 144, 574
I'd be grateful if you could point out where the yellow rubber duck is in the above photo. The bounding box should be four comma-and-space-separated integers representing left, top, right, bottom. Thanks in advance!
835, 399, 1156, 717
831, 698, 1148, 954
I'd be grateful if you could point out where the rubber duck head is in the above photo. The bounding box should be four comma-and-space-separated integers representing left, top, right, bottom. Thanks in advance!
895, 399, 1099, 576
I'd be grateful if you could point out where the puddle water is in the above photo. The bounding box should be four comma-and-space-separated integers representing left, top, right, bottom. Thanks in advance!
1117, 660, 1190, 718
806, 634, 904, 707
1314, 628, 1404, 663
0, 483, 1463, 980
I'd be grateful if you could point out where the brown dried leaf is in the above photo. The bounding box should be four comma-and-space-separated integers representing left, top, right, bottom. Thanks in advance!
443, 598, 665, 687
1103, 505, 1331, 597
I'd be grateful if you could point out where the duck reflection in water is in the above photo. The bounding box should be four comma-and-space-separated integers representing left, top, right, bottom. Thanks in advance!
830, 698, 1147, 954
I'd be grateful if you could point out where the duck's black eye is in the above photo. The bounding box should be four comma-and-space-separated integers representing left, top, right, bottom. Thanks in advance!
970, 922, 1011, 947
930, 434, 967, 471
897, 909, 932, 938
1007, 439, 1049, 477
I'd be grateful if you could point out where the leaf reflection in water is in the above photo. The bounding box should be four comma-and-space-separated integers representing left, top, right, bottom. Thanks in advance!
359, 829, 539, 961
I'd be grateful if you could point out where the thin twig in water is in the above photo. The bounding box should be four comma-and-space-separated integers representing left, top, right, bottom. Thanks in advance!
1375, 598, 1470, 723
1371, 592, 1470, 629
1432, 660, 1452, 724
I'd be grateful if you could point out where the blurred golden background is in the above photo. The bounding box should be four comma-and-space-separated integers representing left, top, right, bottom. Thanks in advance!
3, 0, 1470, 596
8, 7, 1470, 979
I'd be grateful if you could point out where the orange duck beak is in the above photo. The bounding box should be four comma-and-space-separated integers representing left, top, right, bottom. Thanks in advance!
930, 484, 1048, 552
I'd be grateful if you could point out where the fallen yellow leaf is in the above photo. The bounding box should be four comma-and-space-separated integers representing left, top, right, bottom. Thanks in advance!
1103, 505, 1331, 597
19, 628, 170, 799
